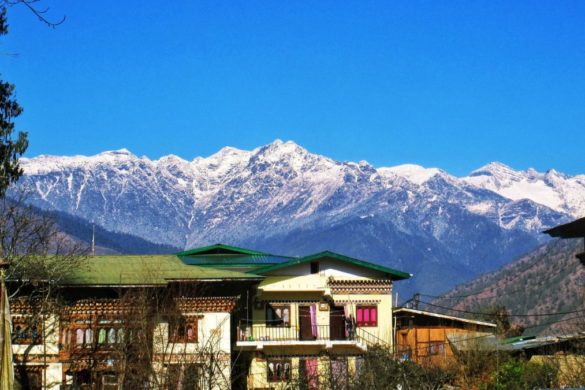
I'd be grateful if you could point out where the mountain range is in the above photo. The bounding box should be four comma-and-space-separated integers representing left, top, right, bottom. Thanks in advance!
16, 140, 585, 297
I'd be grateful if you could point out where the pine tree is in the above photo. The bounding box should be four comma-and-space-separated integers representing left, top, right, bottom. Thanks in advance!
0, 5, 29, 198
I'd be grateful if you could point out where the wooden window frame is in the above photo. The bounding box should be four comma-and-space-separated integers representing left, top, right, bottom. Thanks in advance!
356, 305, 378, 327
267, 358, 292, 382
12, 316, 42, 345
168, 316, 199, 343
15, 366, 44, 390
265, 304, 291, 327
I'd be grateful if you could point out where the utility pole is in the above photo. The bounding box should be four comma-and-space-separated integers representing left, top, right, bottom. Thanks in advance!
91, 223, 95, 256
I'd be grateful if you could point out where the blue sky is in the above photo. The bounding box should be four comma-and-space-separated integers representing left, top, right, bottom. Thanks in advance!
2, 1, 584, 176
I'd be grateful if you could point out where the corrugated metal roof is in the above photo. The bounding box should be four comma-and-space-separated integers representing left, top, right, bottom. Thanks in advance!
60, 255, 261, 286
394, 307, 497, 328
177, 243, 270, 256
179, 254, 293, 266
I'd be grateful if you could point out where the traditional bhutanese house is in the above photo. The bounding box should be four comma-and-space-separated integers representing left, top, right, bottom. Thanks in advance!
10, 253, 261, 390
234, 251, 411, 390
393, 308, 496, 367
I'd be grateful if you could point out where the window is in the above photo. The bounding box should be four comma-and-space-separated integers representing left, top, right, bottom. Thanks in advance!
168, 317, 198, 343
15, 366, 43, 390
102, 373, 119, 390
108, 328, 117, 344
267, 359, 291, 382
266, 304, 290, 326
417, 341, 445, 357
356, 306, 377, 327
84, 328, 93, 346
165, 364, 200, 389
12, 317, 42, 345
310, 261, 320, 274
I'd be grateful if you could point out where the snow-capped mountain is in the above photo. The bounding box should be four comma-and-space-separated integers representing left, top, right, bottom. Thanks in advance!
463, 162, 585, 218
17, 140, 580, 296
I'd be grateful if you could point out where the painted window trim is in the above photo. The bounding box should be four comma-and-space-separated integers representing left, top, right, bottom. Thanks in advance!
356, 305, 378, 327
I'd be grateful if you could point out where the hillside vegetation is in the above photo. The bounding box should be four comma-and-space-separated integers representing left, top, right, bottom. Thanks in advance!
432, 238, 585, 336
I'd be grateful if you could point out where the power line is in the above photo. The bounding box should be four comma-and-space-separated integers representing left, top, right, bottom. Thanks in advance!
419, 300, 585, 318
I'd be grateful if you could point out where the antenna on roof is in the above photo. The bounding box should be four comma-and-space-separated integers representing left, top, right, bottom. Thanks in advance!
91, 223, 95, 256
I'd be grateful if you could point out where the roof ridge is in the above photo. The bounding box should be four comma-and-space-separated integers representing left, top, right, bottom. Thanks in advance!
251, 251, 411, 280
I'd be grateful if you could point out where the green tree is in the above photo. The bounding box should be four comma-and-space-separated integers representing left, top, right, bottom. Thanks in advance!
0, 5, 29, 198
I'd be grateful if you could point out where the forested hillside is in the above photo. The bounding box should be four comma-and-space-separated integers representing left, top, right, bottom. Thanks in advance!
432, 238, 585, 335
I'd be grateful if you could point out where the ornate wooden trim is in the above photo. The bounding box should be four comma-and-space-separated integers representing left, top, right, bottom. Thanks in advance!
328, 279, 392, 295
176, 296, 239, 313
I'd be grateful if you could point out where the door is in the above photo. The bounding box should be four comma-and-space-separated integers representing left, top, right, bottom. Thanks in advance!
299, 306, 313, 340
330, 306, 346, 340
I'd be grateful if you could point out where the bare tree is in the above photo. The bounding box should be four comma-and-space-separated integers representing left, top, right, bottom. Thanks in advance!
2, 0, 65, 28
2, 189, 88, 388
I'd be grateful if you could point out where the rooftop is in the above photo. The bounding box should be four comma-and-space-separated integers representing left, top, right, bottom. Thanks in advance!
544, 217, 585, 238
252, 250, 411, 280
393, 307, 497, 328
60, 254, 261, 286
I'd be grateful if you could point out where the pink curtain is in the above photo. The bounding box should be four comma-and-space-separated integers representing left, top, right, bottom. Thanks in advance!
310, 304, 318, 338
306, 358, 319, 389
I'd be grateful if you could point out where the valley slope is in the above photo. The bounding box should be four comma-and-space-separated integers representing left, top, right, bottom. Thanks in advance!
432, 238, 585, 336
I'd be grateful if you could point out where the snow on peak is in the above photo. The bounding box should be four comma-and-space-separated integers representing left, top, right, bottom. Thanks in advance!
379, 164, 442, 185
259, 139, 308, 156
191, 146, 251, 177
22, 149, 142, 175
94, 148, 139, 162
207, 145, 250, 160
101, 148, 133, 155
469, 162, 518, 178
463, 162, 585, 216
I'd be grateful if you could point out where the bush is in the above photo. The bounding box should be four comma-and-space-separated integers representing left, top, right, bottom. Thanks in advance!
485, 358, 557, 390
350, 346, 456, 390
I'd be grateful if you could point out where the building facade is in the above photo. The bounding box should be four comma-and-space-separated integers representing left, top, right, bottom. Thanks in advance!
393, 307, 496, 367
234, 251, 410, 389
9, 245, 411, 389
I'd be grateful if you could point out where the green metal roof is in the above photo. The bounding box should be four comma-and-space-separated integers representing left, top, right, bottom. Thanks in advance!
251, 251, 411, 280
178, 254, 294, 267
60, 255, 261, 286
177, 243, 270, 257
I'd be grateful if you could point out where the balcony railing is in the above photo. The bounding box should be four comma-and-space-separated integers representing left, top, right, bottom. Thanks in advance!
239, 321, 389, 346
236, 321, 391, 351
238, 323, 336, 342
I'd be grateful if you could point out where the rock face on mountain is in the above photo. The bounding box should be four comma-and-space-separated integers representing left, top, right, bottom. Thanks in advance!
18, 140, 581, 296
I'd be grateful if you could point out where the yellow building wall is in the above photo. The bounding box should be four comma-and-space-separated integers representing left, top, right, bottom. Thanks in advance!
245, 264, 395, 389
